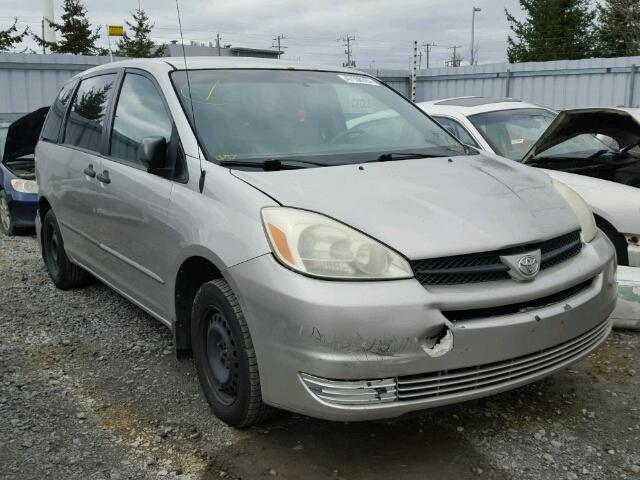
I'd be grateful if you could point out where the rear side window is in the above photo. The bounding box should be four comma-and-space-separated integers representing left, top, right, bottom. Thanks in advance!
64, 74, 117, 153
41, 80, 77, 142
110, 73, 172, 165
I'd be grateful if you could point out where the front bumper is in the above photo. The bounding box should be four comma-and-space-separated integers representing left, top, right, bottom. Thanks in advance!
6, 190, 37, 227
225, 231, 617, 421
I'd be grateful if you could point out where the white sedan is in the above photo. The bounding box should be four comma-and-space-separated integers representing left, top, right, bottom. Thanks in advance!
419, 97, 640, 328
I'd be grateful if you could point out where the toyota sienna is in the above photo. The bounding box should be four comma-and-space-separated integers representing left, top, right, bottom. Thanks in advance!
35, 58, 617, 427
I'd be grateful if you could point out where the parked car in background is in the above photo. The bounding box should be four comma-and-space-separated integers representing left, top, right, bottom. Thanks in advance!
36, 59, 616, 427
0, 107, 48, 235
418, 98, 640, 272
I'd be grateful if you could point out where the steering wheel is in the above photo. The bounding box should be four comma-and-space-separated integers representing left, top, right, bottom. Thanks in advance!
329, 128, 376, 145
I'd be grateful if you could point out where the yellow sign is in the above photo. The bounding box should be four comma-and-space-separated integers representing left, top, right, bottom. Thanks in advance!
107, 25, 124, 37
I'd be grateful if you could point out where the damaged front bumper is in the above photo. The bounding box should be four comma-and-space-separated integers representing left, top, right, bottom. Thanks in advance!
225, 231, 617, 421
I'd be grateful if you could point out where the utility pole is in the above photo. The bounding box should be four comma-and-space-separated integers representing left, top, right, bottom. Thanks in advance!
422, 42, 436, 69
411, 40, 418, 102
216, 32, 222, 56
339, 35, 356, 68
272, 34, 287, 59
448, 45, 462, 67
41, 19, 45, 54
470, 7, 481, 65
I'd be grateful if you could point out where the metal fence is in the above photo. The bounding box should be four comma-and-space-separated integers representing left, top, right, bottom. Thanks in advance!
364, 55, 640, 109
3, 53, 640, 123
0, 53, 114, 122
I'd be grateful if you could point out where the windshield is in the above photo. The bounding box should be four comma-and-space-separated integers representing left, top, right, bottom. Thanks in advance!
0, 126, 7, 160
468, 108, 610, 161
171, 69, 465, 166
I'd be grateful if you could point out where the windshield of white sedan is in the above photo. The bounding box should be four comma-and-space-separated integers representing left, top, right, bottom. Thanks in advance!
171, 70, 465, 166
468, 108, 611, 161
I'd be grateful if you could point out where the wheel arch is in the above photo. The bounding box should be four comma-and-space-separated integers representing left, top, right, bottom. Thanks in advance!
594, 213, 628, 265
172, 247, 227, 355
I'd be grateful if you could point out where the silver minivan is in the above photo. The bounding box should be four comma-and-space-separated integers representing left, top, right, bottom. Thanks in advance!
36, 58, 617, 427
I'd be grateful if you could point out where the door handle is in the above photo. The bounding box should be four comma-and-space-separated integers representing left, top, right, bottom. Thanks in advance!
83, 164, 96, 178
97, 170, 111, 184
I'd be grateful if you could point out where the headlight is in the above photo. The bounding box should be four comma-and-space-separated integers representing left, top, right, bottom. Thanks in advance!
10, 179, 38, 194
551, 179, 596, 242
261, 207, 413, 280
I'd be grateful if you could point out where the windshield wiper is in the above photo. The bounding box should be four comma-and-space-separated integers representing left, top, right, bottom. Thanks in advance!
587, 149, 614, 160
367, 152, 448, 163
218, 158, 327, 171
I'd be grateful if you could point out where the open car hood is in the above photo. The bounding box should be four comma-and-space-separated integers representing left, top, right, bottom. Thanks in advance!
522, 108, 640, 163
2, 107, 49, 164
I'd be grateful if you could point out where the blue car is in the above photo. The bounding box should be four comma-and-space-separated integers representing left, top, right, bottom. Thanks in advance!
0, 107, 48, 235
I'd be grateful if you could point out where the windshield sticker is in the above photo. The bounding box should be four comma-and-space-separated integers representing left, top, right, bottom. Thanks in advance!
215, 154, 238, 161
337, 74, 380, 86
511, 138, 524, 145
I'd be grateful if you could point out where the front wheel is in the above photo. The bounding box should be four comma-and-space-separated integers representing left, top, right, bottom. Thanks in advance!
0, 190, 16, 236
191, 279, 275, 427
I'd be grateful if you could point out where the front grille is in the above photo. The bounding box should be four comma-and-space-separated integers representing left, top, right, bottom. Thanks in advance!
301, 319, 610, 406
411, 230, 582, 286
442, 278, 593, 322
396, 319, 609, 402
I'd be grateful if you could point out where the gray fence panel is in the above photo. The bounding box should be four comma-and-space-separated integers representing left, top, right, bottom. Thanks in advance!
364, 55, 640, 109
0, 53, 114, 122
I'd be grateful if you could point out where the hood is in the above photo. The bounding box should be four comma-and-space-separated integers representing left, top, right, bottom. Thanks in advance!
231, 154, 579, 259
2, 107, 49, 165
522, 108, 640, 163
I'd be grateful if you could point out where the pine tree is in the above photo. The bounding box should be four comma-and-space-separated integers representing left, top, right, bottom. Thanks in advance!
32, 0, 106, 55
506, 0, 596, 63
0, 18, 29, 52
115, 8, 165, 58
596, 0, 640, 57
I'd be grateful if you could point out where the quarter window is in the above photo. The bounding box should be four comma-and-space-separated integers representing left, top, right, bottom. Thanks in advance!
41, 80, 77, 142
110, 73, 172, 165
64, 74, 117, 152
432, 116, 480, 148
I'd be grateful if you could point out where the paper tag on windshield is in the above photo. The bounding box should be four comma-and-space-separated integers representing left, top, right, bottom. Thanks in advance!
338, 74, 380, 86
511, 138, 524, 145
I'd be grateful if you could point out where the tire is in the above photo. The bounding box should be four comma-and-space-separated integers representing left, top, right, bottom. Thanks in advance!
0, 190, 16, 236
191, 279, 275, 428
596, 219, 628, 266
42, 209, 90, 289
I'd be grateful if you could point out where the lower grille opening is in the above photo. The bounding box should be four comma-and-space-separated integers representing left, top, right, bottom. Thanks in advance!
442, 278, 593, 322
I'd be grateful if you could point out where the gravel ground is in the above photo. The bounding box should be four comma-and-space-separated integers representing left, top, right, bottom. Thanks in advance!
1, 233, 640, 480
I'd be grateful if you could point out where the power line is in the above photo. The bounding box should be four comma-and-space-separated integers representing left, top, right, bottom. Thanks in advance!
272, 33, 287, 59
339, 34, 356, 68
446, 45, 463, 67
422, 42, 437, 69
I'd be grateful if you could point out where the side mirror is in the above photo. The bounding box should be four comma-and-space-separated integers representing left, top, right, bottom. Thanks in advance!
137, 136, 167, 173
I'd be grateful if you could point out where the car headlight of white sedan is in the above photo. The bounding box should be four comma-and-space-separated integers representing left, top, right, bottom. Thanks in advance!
262, 207, 413, 280
552, 179, 597, 243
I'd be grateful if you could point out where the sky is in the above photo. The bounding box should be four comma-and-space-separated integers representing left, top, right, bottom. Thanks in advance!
1, 0, 525, 69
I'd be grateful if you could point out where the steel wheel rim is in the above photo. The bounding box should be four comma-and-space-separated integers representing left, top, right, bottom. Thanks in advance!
47, 224, 60, 275
204, 308, 239, 405
0, 195, 10, 231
